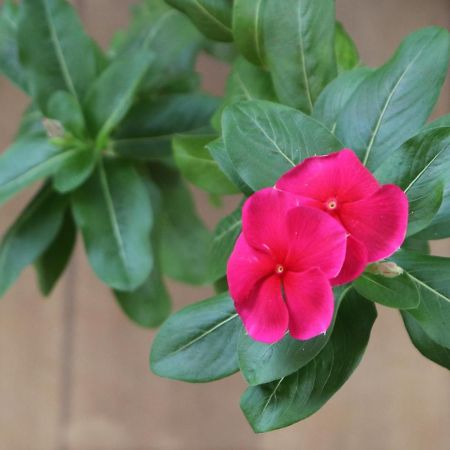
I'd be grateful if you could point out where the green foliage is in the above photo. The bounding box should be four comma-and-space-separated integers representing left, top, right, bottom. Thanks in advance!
334, 22, 359, 73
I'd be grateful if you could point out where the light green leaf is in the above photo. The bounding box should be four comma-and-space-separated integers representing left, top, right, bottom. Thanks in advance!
0, 185, 67, 297
335, 27, 450, 170
334, 22, 359, 73
263, 0, 337, 113
72, 158, 153, 291
240, 290, 377, 433
150, 292, 242, 382
222, 100, 343, 190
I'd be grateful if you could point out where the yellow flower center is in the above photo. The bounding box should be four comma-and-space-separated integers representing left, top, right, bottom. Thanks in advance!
275, 264, 285, 275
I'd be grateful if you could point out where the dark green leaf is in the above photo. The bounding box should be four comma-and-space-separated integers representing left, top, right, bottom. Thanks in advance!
222, 100, 343, 190
0, 185, 67, 297
84, 48, 154, 145
375, 128, 450, 236
241, 290, 377, 433
313, 66, 373, 131
334, 22, 359, 73
335, 27, 450, 170
238, 286, 349, 386
150, 292, 242, 382
47, 91, 86, 138
208, 204, 242, 282
165, 0, 233, 42
72, 158, 153, 291
34, 209, 76, 295
391, 250, 450, 348
402, 236, 430, 254
173, 133, 238, 195
18, 0, 104, 113
114, 93, 219, 160
115, 265, 171, 329
263, 0, 337, 113
353, 271, 420, 309
402, 311, 450, 370
0, 0, 27, 91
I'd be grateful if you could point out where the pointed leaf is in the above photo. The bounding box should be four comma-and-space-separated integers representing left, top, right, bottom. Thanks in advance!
334, 22, 359, 73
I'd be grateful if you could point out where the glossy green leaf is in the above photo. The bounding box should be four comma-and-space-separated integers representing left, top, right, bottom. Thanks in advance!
84, 48, 154, 144
34, 209, 76, 296
150, 163, 211, 285
0, 0, 27, 91
334, 22, 359, 73
241, 290, 377, 433
18, 0, 104, 113
165, 0, 233, 42
222, 100, 343, 190
115, 265, 171, 329
150, 292, 242, 382
208, 204, 242, 282
72, 159, 153, 291
353, 271, 420, 309
263, 0, 337, 113
232, 0, 267, 66
114, 93, 219, 161
402, 311, 450, 370
375, 128, 450, 236
313, 67, 373, 131
173, 133, 238, 195
0, 185, 67, 297
207, 138, 252, 195
238, 286, 349, 386
0, 133, 77, 206
335, 27, 450, 170
391, 250, 450, 348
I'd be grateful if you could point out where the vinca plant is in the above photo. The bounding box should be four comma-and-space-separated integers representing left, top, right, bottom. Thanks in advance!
0, 0, 226, 327
149, 0, 450, 434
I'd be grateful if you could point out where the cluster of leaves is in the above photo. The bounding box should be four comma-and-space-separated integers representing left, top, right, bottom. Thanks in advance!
0, 0, 224, 328
150, 0, 450, 433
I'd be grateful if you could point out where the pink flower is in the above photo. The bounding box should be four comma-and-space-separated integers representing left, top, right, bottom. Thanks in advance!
227, 188, 348, 343
276, 149, 409, 285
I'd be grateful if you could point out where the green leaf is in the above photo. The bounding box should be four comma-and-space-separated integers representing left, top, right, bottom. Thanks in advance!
173, 133, 238, 195
72, 158, 153, 291
84, 48, 154, 145
402, 236, 430, 254
262, 0, 337, 113
313, 66, 373, 131
0, 133, 77, 206
240, 290, 377, 433
335, 27, 450, 170
47, 91, 86, 138
402, 311, 450, 370
115, 265, 171, 329
375, 128, 450, 236
353, 271, 420, 309
34, 209, 76, 296
222, 100, 343, 190
150, 163, 211, 285
208, 204, 242, 282
150, 292, 242, 382
113, 93, 219, 160
334, 22, 359, 73
232, 0, 267, 66
391, 250, 450, 348
422, 114, 450, 132
165, 0, 233, 42
207, 138, 252, 195
0, 185, 67, 297
238, 286, 349, 386
0, 0, 27, 91
18, 0, 104, 113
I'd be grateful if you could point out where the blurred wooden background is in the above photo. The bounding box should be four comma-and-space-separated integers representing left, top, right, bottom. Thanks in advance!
0, 1, 449, 449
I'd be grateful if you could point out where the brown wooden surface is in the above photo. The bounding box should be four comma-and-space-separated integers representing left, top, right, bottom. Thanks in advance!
0, 1, 449, 449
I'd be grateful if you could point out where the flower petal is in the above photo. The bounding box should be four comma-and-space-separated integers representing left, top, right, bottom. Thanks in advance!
340, 185, 409, 262
242, 187, 301, 258
331, 235, 368, 285
227, 234, 274, 303
285, 206, 347, 278
283, 268, 334, 340
236, 275, 288, 344
276, 149, 379, 204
